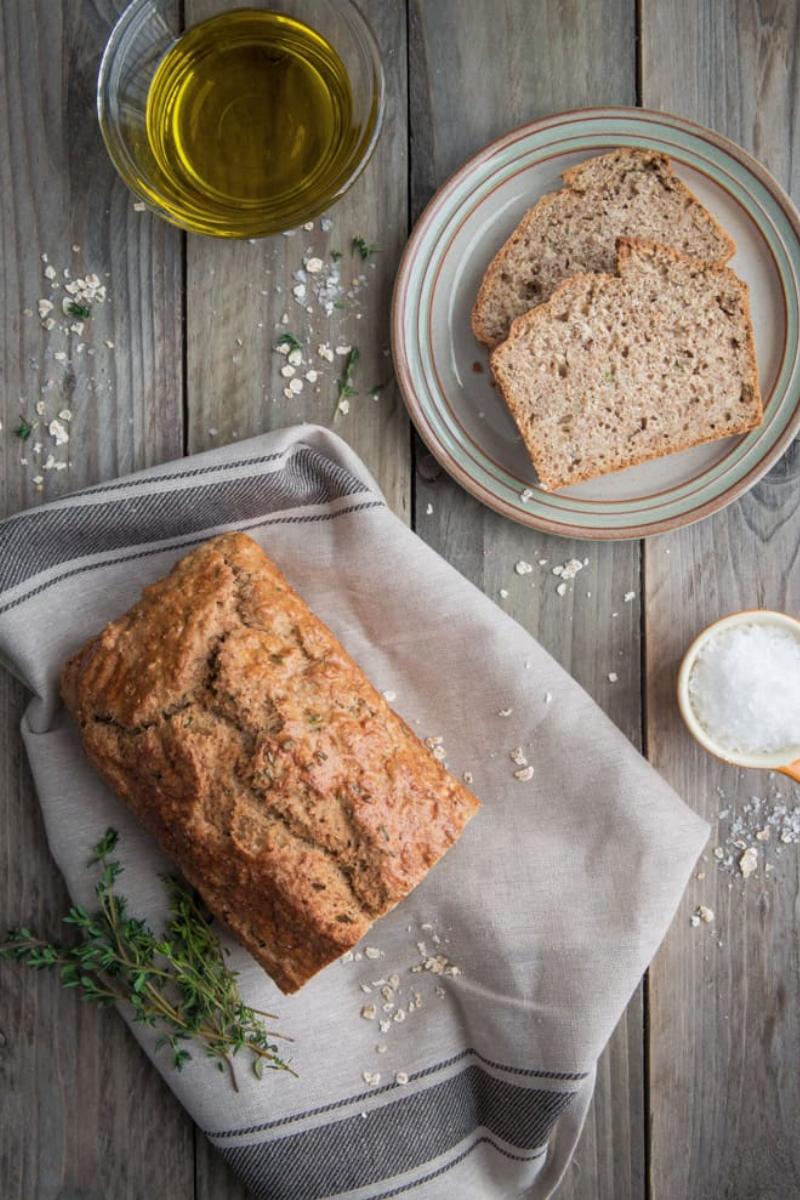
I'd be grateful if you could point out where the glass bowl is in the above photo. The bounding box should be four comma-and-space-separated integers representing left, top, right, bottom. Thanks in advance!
97, 0, 385, 238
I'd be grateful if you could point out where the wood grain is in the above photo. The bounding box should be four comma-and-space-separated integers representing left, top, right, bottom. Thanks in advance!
641, 2, 800, 1198
0, 2, 191, 1198
408, 3, 644, 1198
187, 2, 409, 1195
183, 0, 410, 523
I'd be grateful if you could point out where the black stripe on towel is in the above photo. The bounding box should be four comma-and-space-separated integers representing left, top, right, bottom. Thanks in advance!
215, 1063, 578, 1200
0, 446, 372, 596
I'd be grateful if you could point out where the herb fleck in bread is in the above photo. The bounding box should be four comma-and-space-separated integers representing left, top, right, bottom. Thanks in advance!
489, 239, 762, 491
60, 533, 479, 994
473, 148, 735, 348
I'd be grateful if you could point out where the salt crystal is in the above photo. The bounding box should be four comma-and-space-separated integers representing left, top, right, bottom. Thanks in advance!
688, 623, 800, 754
515, 560, 533, 575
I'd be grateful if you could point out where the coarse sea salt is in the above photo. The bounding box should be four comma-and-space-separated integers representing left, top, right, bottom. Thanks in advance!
688, 623, 800, 755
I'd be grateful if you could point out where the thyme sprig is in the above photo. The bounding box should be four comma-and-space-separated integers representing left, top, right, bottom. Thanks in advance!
333, 346, 360, 419
0, 829, 294, 1090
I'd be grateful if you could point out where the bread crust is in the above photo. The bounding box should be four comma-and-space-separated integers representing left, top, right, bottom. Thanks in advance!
490, 238, 762, 491
472, 147, 736, 349
61, 533, 480, 993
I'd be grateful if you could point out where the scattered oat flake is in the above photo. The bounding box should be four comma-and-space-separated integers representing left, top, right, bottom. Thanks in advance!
739, 847, 758, 878
48, 419, 69, 446
696, 905, 715, 924
554, 558, 583, 580
288, 377, 304, 394
335, 344, 352, 355
755, 828, 770, 841
104, 339, 115, 349
53, 351, 67, 362
608, 672, 618, 683
556, 582, 568, 597
463, 771, 473, 785
499, 588, 509, 599
288, 348, 303, 366
305, 257, 323, 274
318, 343, 335, 362
362, 1071, 381, 1086
515, 560, 533, 575
498, 707, 513, 717
364, 947, 382, 960
376, 1043, 388, 1054
44, 265, 57, 280
304, 369, 318, 383
510, 747, 527, 766
37, 299, 54, 318
514, 765, 535, 781
382, 690, 397, 702
280, 364, 296, 378
395, 1072, 409, 1085
133, 201, 147, 211
361, 1004, 377, 1020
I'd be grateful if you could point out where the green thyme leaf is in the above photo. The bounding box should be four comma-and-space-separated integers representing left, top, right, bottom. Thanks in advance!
65, 301, 91, 319
352, 236, 380, 260
330, 250, 343, 262
14, 418, 33, 441
276, 332, 303, 351
333, 347, 360, 419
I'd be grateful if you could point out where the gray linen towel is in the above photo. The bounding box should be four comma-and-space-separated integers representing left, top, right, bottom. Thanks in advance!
0, 425, 708, 1200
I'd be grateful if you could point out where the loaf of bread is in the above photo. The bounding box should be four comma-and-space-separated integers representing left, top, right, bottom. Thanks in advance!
472, 148, 735, 348
490, 238, 762, 491
61, 533, 479, 993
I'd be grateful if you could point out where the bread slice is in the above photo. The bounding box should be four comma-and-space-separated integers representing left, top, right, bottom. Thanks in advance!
473, 148, 735, 348
489, 238, 762, 491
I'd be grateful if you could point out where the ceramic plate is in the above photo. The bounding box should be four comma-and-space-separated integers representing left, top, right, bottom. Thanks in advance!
392, 107, 800, 539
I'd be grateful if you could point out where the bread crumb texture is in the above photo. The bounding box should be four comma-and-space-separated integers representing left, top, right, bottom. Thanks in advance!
490, 239, 762, 490
472, 148, 735, 348
60, 533, 479, 993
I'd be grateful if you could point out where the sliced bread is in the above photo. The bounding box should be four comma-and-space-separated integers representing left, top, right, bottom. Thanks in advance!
489, 238, 762, 491
472, 148, 735, 348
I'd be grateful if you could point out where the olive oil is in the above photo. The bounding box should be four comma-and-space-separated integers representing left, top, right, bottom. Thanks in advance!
144, 9, 358, 237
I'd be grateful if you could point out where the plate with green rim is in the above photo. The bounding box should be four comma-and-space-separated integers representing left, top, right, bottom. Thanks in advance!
391, 106, 800, 540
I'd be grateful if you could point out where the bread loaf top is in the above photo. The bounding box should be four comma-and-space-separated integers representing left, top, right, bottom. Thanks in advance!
61, 533, 479, 993
489, 238, 762, 491
472, 148, 735, 348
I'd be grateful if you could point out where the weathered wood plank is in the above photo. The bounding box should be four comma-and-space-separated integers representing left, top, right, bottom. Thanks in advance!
183, 0, 410, 523
408, 4, 643, 1199
641, 3, 800, 1198
188, 2, 409, 1194
0, 2, 191, 1198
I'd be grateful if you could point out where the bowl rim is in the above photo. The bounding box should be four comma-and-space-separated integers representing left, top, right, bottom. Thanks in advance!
96, 0, 386, 238
676, 608, 800, 769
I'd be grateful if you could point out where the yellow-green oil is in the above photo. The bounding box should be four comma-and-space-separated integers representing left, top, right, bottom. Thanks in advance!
144, 9, 357, 236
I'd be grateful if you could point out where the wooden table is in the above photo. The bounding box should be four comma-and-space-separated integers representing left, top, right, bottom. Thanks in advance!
1, 3, 798, 1197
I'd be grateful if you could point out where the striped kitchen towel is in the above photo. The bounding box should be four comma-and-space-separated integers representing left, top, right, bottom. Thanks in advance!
0, 424, 708, 1199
